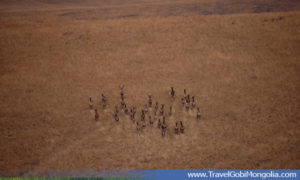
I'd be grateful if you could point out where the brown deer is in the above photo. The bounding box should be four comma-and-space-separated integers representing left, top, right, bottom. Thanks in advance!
169, 105, 172, 116
142, 120, 146, 128
95, 109, 99, 121
181, 97, 185, 107
114, 112, 119, 122
158, 118, 161, 129
160, 104, 165, 116
89, 97, 93, 109
136, 122, 141, 131
115, 105, 119, 114
155, 102, 159, 113
101, 94, 106, 109
185, 95, 190, 111
120, 99, 125, 109
124, 104, 129, 114
170, 87, 175, 98
130, 107, 136, 122
119, 85, 125, 100
197, 107, 201, 120
161, 119, 167, 137
149, 115, 153, 126
144, 104, 149, 114
148, 94, 152, 108
191, 96, 196, 109
141, 110, 145, 121
180, 121, 184, 134
175, 122, 179, 134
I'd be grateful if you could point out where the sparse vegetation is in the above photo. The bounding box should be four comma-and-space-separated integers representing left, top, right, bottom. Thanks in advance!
0, 0, 299, 173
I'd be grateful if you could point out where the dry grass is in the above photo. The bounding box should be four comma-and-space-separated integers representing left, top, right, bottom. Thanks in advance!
0, 0, 300, 172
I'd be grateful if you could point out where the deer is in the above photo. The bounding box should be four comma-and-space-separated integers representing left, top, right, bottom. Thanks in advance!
185, 95, 190, 111
89, 97, 93, 109
197, 107, 201, 120
136, 122, 141, 131
101, 94, 106, 109
144, 104, 149, 114
149, 115, 153, 126
180, 121, 184, 134
148, 94, 152, 108
160, 104, 165, 116
124, 104, 129, 114
187, 95, 190, 103
95, 109, 99, 121
120, 99, 126, 109
142, 120, 146, 128
191, 96, 196, 109
130, 107, 136, 122
132, 107, 137, 121
154, 111, 158, 122
185, 102, 190, 111
175, 122, 179, 134
119, 85, 125, 100
158, 118, 161, 129
141, 110, 145, 121
114, 112, 119, 122
115, 105, 119, 114
155, 102, 159, 113
181, 97, 185, 107
161, 119, 167, 137
169, 105, 172, 116
170, 87, 175, 98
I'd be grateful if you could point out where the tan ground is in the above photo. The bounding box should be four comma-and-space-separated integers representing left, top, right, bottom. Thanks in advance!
0, 0, 300, 172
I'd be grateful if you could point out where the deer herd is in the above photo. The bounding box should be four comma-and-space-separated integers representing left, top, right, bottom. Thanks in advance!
89, 86, 201, 137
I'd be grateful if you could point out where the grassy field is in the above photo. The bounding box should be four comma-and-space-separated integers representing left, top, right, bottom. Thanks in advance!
0, 0, 299, 173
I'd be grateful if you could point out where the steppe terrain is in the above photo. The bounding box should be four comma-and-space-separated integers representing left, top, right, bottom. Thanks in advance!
0, 0, 299, 174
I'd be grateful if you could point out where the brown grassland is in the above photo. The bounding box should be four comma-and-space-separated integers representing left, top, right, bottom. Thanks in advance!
0, 0, 300, 173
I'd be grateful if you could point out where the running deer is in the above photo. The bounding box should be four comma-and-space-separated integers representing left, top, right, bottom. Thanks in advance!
133, 107, 137, 121
95, 109, 99, 121
191, 96, 196, 109
114, 112, 119, 122
120, 99, 125, 109
142, 119, 146, 128
186, 95, 190, 103
130, 107, 136, 122
158, 118, 161, 129
160, 104, 165, 116
119, 85, 125, 100
181, 97, 185, 107
124, 104, 129, 114
144, 104, 148, 114
101, 94, 106, 109
170, 87, 175, 98
155, 102, 159, 113
89, 97, 93, 109
169, 105, 172, 116
115, 105, 119, 114
149, 115, 153, 126
154, 111, 158, 122
185, 102, 190, 111
185, 95, 190, 111
180, 121, 184, 134
141, 110, 145, 121
148, 94, 152, 108
197, 107, 201, 120
175, 122, 179, 134
161, 119, 167, 137
136, 122, 141, 131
